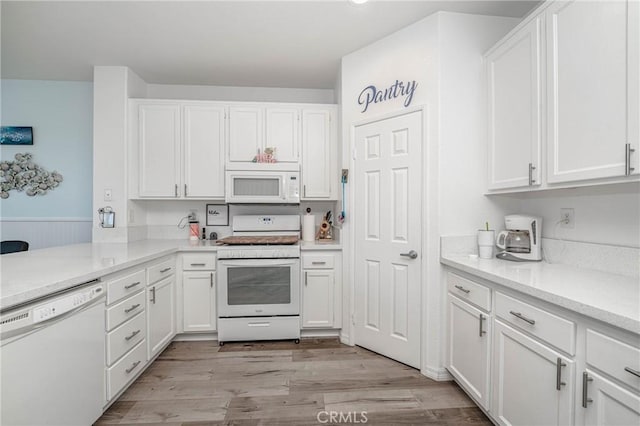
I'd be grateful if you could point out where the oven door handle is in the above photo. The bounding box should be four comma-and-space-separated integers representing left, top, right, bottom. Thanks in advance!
218, 258, 299, 267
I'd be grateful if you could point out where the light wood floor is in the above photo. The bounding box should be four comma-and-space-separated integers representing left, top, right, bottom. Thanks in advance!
96, 339, 490, 425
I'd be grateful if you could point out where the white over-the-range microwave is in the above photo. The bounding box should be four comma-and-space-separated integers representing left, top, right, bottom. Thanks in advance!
225, 164, 300, 204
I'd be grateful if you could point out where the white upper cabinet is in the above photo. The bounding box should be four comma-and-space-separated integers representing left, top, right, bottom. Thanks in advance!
183, 105, 225, 198
138, 104, 181, 197
266, 108, 300, 163
546, 0, 639, 183
301, 108, 337, 199
228, 106, 263, 163
133, 100, 226, 199
228, 105, 300, 164
486, 16, 542, 190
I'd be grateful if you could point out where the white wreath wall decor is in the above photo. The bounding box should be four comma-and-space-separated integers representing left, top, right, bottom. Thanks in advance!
0, 153, 63, 199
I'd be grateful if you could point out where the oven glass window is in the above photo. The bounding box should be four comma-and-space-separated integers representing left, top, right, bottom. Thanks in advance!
227, 266, 291, 305
233, 178, 280, 197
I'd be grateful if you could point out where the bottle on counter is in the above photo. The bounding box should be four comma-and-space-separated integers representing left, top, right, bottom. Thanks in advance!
202, 227, 206, 240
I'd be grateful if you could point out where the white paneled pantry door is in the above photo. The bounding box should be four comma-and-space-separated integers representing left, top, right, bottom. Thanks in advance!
353, 110, 423, 368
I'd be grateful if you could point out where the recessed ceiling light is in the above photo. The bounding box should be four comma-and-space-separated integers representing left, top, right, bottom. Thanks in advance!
349, 0, 370, 4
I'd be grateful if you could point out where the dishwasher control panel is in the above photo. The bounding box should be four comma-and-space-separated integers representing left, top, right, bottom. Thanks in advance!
33, 285, 104, 324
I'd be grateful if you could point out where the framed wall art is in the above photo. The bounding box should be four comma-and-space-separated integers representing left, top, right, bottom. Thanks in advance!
206, 204, 229, 226
0, 127, 33, 145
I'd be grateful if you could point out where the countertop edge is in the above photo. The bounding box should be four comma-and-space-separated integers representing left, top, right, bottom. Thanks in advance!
440, 256, 640, 335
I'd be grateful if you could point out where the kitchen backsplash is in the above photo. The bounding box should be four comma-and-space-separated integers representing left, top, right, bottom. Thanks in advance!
441, 235, 639, 278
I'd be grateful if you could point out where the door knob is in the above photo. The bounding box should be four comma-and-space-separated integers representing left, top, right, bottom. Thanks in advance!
400, 250, 418, 259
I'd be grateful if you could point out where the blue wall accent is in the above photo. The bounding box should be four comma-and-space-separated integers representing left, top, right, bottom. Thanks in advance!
0, 79, 93, 218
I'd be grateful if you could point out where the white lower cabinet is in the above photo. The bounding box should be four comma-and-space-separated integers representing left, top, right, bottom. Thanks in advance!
582, 370, 640, 425
147, 276, 176, 359
447, 294, 491, 410
301, 251, 342, 329
182, 271, 217, 332
492, 319, 575, 426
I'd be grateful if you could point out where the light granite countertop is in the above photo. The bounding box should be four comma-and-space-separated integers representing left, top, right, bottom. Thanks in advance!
0, 239, 219, 311
441, 253, 640, 335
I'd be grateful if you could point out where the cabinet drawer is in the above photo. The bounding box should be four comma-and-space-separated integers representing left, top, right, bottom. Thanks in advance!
302, 254, 334, 269
106, 339, 147, 401
447, 272, 491, 312
106, 291, 145, 331
106, 311, 146, 366
587, 329, 640, 391
495, 292, 576, 355
182, 253, 216, 271
147, 257, 175, 285
106, 269, 146, 305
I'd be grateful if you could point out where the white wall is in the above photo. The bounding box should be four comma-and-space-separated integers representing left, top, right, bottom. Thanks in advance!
0, 79, 94, 249
146, 83, 335, 104
340, 11, 519, 378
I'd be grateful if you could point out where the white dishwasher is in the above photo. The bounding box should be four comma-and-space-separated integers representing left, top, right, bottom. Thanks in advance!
0, 281, 106, 426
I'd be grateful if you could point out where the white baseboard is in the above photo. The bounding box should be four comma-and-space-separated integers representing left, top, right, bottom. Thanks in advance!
173, 332, 218, 342
300, 329, 341, 338
421, 365, 453, 381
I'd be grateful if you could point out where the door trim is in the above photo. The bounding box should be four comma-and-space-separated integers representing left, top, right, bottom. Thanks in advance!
348, 105, 429, 371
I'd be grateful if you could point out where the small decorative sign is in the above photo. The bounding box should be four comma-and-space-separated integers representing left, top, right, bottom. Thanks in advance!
357, 80, 418, 113
206, 204, 229, 226
0, 127, 33, 145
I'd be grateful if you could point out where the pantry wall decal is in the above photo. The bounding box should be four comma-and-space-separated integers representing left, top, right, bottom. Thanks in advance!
358, 79, 418, 113
0, 126, 33, 145
0, 153, 63, 198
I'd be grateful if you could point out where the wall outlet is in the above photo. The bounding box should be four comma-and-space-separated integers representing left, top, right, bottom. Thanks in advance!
104, 188, 112, 201
560, 208, 574, 229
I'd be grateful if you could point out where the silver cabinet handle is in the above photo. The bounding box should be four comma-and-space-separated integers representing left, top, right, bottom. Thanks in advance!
510, 310, 535, 325
479, 313, 486, 337
125, 329, 141, 341
124, 303, 140, 314
626, 143, 636, 176
582, 372, 593, 408
400, 250, 418, 259
190, 263, 206, 267
304, 271, 308, 286
454, 285, 470, 294
174, 184, 178, 197
210, 272, 214, 288
184, 184, 188, 196
624, 367, 640, 378
311, 261, 326, 265
124, 281, 141, 290
303, 185, 306, 197
150, 287, 156, 304
160, 267, 171, 273
528, 163, 536, 185
125, 360, 141, 374
556, 357, 567, 390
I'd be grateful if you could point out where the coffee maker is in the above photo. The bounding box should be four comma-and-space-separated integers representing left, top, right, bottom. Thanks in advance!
495, 214, 542, 262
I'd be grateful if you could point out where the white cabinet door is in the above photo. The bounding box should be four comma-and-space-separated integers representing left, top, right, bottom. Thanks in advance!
147, 277, 175, 359
228, 106, 262, 163
302, 270, 334, 328
487, 16, 542, 190
301, 108, 335, 199
583, 370, 640, 425
266, 108, 299, 163
138, 104, 181, 197
546, 0, 639, 182
493, 319, 574, 426
183, 105, 226, 198
447, 295, 491, 410
182, 271, 216, 332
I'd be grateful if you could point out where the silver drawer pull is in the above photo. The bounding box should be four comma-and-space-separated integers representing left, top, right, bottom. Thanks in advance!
454, 285, 470, 294
160, 267, 171, 273
124, 303, 140, 314
509, 310, 535, 325
125, 329, 141, 341
311, 261, 326, 265
124, 281, 141, 289
624, 367, 640, 378
190, 263, 206, 267
556, 357, 567, 390
125, 360, 141, 374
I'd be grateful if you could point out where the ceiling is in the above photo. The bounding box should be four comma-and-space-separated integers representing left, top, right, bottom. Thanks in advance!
1, 1, 540, 89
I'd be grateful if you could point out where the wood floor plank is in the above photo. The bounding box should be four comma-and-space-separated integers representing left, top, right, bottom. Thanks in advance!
98, 339, 489, 425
